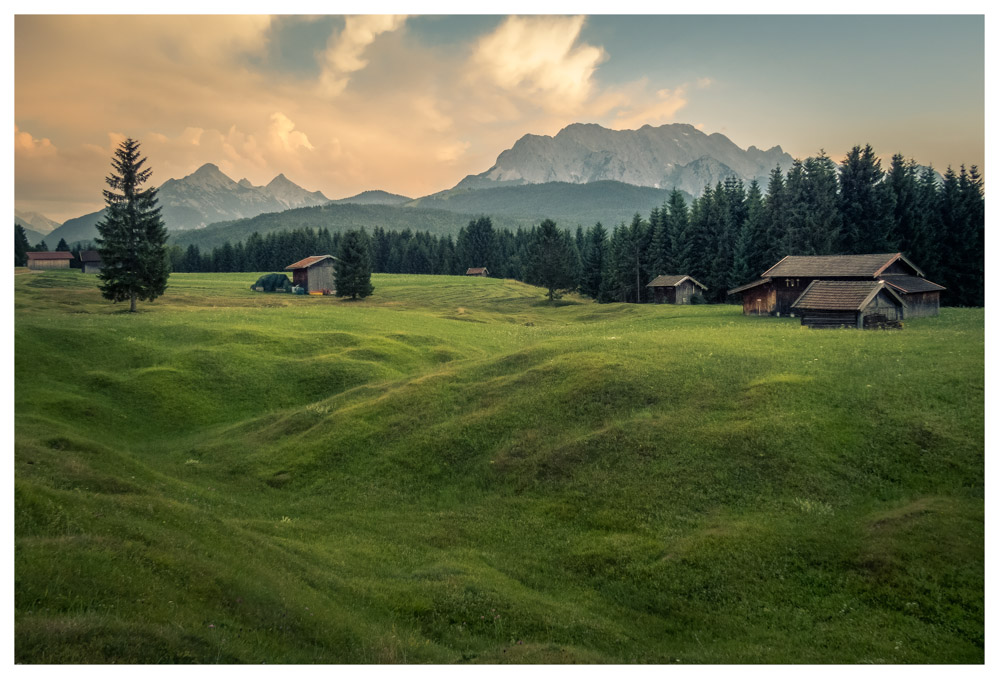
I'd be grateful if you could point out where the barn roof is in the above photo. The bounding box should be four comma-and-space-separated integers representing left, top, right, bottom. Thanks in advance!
26, 251, 75, 260
727, 277, 772, 295
646, 274, 707, 290
879, 274, 946, 293
791, 280, 906, 311
285, 255, 336, 270
465, 267, 488, 275
762, 253, 923, 278
79, 250, 102, 263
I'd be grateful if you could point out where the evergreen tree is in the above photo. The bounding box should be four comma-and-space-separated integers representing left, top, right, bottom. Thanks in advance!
56, 238, 71, 252
36, 240, 49, 252
525, 219, 578, 302
761, 165, 786, 270
456, 216, 496, 272
664, 188, 690, 274
95, 138, 169, 312
886, 154, 924, 261
335, 229, 374, 299
580, 222, 608, 300
15, 225, 30, 266
839, 144, 895, 253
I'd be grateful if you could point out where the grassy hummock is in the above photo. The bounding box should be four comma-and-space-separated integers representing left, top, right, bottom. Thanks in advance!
14, 271, 984, 663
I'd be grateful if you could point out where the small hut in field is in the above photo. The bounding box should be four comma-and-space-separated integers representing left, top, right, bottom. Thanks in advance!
26, 251, 75, 270
465, 267, 489, 277
79, 250, 103, 274
646, 275, 707, 304
790, 280, 906, 329
284, 255, 337, 294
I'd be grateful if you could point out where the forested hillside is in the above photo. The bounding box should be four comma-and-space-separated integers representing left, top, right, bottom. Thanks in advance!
169, 147, 985, 307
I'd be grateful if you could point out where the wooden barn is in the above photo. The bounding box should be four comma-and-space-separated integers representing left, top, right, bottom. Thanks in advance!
79, 250, 103, 274
646, 274, 707, 304
26, 251, 75, 270
791, 280, 906, 329
465, 267, 489, 277
727, 253, 944, 318
284, 255, 337, 293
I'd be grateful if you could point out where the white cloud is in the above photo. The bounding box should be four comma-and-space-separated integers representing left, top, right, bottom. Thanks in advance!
467, 15, 605, 115
318, 15, 407, 97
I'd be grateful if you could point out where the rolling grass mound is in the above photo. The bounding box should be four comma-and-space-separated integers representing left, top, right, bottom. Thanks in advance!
14, 271, 984, 663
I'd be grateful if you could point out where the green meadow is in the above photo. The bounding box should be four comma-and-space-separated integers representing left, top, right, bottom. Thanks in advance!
14, 270, 984, 663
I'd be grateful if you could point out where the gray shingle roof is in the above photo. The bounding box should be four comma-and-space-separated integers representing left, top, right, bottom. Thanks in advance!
727, 277, 772, 295
791, 280, 905, 311
762, 253, 922, 278
879, 274, 946, 293
646, 274, 706, 290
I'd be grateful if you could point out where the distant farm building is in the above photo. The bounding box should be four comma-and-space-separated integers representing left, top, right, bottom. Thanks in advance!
727, 253, 943, 319
646, 275, 707, 304
26, 251, 75, 270
465, 267, 489, 277
79, 250, 103, 274
791, 280, 906, 329
285, 255, 336, 294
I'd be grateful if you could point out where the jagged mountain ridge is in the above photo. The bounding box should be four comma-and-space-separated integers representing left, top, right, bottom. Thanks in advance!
454, 122, 794, 197
45, 164, 331, 246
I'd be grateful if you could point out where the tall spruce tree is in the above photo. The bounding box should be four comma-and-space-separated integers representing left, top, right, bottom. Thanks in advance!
56, 238, 70, 252
580, 222, 608, 301
838, 144, 895, 253
526, 219, 578, 302
664, 188, 690, 274
95, 138, 169, 312
15, 225, 30, 266
335, 229, 374, 299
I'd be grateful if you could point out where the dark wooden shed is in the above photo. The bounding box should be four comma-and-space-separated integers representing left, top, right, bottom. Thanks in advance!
79, 250, 103, 274
880, 275, 945, 318
285, 255, 337, 293
646, 274, 707, 304
791, 280, 906, 329
727, 253, 943, 318
465, 267, 489, 277
26, 251, 75, 270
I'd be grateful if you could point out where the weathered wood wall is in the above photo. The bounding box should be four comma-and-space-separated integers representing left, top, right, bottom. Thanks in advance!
900, 291, 940, 318
28, 259, 71, 270
742, 283, 777, 315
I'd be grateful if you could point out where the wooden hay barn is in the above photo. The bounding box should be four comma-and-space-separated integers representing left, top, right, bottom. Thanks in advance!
79, 250, 103, 274
465, 267, 489, 277
646, 274, 707, 304
285, 255, 337, 293
727, 253, 944, 318
791, 280, 906, 329
26, 251, 75, 270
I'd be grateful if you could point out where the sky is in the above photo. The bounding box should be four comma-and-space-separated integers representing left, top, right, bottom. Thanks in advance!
12, 8, 986, 224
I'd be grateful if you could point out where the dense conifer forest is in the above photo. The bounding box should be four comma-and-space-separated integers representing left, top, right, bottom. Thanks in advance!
160, 147, 985, 306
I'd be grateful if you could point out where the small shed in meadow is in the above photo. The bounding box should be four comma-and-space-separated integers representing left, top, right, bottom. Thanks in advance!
646, 274, 707, 304
465, 267, 489, 277
284, 255, 337, 293
790, 280, 906, 329
26, 251, 75, 270
79, 250, 103, 274
879, 275, 945, 318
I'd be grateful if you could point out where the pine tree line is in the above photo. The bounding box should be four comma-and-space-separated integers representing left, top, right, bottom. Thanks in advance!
164, 145, 984, 307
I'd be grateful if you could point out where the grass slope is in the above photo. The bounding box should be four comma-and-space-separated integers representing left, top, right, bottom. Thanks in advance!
14, 271, 984, 663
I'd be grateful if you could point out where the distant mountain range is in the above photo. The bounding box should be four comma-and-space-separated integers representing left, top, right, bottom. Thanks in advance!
452, 122, 793, 196
29, 123, 802, 248
42, 164, 332, 247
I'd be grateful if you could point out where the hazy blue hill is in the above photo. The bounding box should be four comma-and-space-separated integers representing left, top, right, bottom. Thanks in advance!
15, 219, 48, 246
45, 210, 105, 247
332, 190, 412, 206
409, 180, 694, 228
170, 180, 695, 250
168, 203, 523, 250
